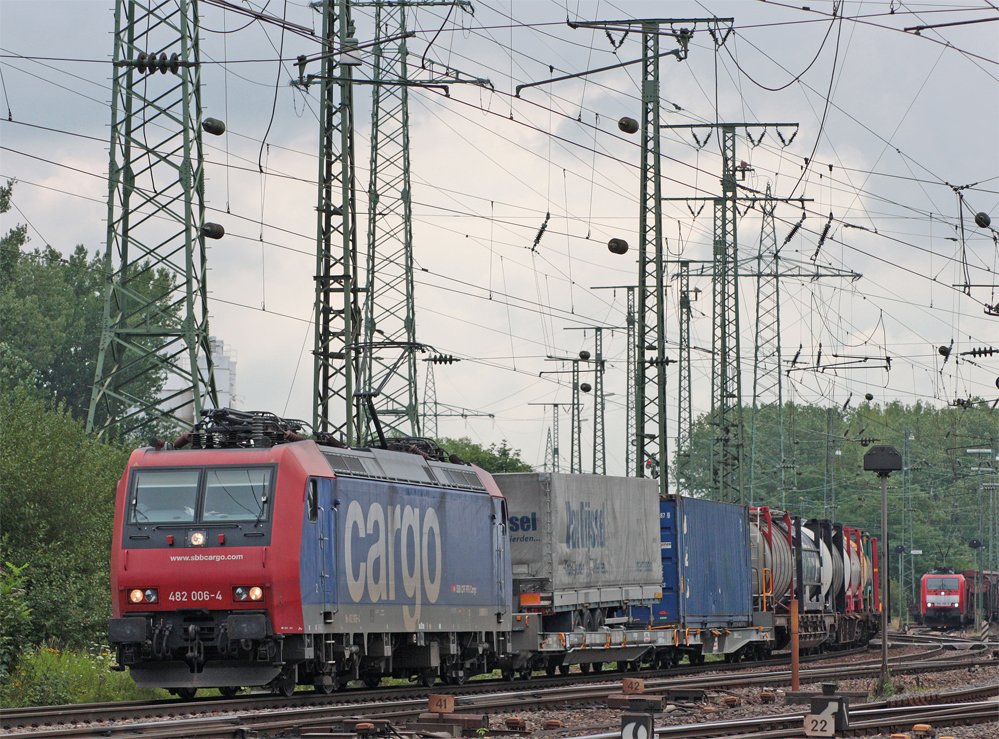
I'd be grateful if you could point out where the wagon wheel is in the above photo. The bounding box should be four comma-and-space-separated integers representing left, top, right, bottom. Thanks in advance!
450, 669, 468, 686
591, 661, 603, 673
175, 687, 197, 700
219, 686, 241, 698
579, 663, 591, 674
557, 664, 570, 676
545, 661, 557, 677
501, 668, 515, 681
362, 674, 381, 689
417, 669, 437, 688
276, 682, 296, 697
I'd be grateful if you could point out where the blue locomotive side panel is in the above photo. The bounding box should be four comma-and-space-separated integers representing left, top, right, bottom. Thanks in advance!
646, 497, 752, 628
314, 476, 510, 633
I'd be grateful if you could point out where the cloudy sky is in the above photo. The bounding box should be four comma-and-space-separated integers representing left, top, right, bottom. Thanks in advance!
2, 0, 997, 475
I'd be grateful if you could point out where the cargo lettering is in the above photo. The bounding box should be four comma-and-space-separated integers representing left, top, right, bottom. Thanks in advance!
344, 500, 441, 631
564, 502, 606, 549
508, 512, 538, 532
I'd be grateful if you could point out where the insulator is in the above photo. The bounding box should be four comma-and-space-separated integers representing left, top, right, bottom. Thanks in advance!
782, 220, 802, 245
158, 53, 169, 74
169, 53, 180, 74
618, 117, 639, 134
607, 237, 629, 255
136, 52, 148, 74
202, 118, 226, 136
938, 345, 951, 358
201, 222, 225, 240
579, 350, 591, 361
864, 393, 874, 401
975, 212, 991, 229
580, 382, 592, 393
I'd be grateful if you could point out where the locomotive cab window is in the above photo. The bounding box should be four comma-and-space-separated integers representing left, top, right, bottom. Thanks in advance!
130, 469, 201, 523
203, 468, 272, 522
307, 479, 318, 523
927, 577, 960, 590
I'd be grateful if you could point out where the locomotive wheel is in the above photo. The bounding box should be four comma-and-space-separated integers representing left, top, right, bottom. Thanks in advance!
362, 674, 381, 689
175, 688, 197, 700
557, 664, 570, 676
219, 686, 241, 698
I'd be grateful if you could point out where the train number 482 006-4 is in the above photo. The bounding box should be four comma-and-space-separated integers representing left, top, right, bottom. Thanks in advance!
168, 591, 223, 602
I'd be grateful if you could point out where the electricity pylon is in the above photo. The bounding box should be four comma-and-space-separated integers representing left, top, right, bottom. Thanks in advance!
569, 17, 728, 495
749, 184, 783, 507
89, 0, 218, 437
593, 286, 636, 476
305, 0, 361, 443
663, 123, 797, 504
353, 0, 488, 440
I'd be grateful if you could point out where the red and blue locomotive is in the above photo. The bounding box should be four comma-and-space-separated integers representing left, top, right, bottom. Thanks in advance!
109, 410, 512, 696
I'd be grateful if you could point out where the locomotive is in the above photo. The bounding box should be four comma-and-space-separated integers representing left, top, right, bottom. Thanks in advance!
919, 566, 999, 629
108, 409, 881, 697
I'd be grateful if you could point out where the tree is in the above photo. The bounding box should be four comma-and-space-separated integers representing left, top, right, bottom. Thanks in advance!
437, 437, 534, 473
0, 386, 130, 647
0, 181, 178, 429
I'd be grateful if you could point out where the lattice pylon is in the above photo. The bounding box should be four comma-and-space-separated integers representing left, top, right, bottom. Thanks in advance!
312, 0, 361, 442
88, 0, 217, 438
710, 125, 744, 504
749, 184, 783, 507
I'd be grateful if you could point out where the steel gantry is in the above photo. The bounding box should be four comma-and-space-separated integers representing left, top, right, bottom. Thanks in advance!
88, 0, 218, 438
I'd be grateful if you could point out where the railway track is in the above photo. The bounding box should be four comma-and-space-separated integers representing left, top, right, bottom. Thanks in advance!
555, 685, 999, 738
0, 645, 879, 732
3, 647, 992, 738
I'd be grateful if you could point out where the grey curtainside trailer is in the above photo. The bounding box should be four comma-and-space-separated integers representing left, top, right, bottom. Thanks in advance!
494, 472, 661, 633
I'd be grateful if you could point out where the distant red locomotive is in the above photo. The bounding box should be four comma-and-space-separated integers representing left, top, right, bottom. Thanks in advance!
920, 567, 967, 628
920, 566, 999, 629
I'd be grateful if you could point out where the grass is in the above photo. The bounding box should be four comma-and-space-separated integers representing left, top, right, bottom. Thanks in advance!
0, 644, 168, 708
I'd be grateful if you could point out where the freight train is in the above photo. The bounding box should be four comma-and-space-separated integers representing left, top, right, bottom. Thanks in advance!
919, 566, 999, 629
108, 409, 881, 697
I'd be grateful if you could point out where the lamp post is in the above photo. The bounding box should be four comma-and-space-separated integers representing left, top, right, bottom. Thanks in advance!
894, 544, 906, 628
864, 444, 902, 694
970, 539, 983, 632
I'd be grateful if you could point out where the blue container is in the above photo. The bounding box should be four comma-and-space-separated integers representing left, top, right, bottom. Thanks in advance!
648, 496, 752, 628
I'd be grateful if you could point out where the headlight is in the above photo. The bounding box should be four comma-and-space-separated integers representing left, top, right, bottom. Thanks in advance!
190, 531, 206, 546
233, 586, 264, 602
129, 588, 157, 604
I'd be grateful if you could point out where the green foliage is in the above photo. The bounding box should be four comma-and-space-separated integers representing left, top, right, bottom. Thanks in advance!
677, 399, 999, 584
437, 437, 534, 473
0, 180, 178, 428
0, 563, 32, 680
0, 644, 167, 707
0, 387, 130, 648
